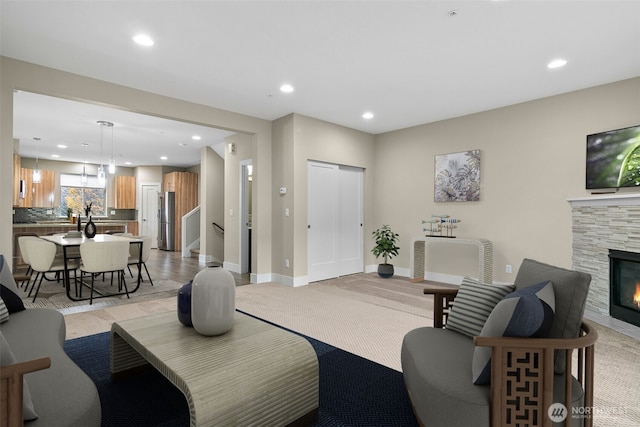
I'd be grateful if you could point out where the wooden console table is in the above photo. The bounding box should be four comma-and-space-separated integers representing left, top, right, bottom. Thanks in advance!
410, 236, 493, 283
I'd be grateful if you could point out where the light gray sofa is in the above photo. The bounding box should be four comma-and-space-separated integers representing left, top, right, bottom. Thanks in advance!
401, 259, 597, 427
0, 255, 101, 426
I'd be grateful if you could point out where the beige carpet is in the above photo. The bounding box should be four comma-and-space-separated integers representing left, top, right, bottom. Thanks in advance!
236, 274, 433, 370
61, 273, 639, 427
234, 275, 640, 427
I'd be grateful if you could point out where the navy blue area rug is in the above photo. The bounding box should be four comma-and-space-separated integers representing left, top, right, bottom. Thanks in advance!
64, 315, 419, 427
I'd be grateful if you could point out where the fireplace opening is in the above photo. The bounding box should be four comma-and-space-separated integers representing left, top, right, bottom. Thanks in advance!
609, 249, 640, 328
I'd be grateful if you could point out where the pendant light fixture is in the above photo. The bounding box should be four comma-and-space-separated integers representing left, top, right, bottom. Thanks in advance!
97, 121, 112, 187
81, 143, 88, 186
32, 137, 42, 183
97, 120, 117, 174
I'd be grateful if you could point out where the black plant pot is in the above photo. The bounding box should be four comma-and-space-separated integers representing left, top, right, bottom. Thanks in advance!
377, 263, 394, 278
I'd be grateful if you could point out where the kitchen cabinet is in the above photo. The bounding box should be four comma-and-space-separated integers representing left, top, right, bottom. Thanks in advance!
126, 221, 139, 235
20, 168, 55, 208
163, 171, 198, 250
114, 176, 136, 208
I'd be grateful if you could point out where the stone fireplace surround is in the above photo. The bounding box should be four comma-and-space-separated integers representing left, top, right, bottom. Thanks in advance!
569, 194, 640, 323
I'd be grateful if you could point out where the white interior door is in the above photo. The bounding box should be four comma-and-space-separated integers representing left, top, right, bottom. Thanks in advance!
141, 183, 160, 248
338, 166, 364, 276
307, 162, 339, 282
307, 161, 363, 283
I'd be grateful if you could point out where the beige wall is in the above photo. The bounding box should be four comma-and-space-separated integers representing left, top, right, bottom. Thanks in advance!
374, 77, 640, 283
1, 57, 272, 275
135, 166, 163, 187
200, 146, 224, 262
272, 113, 376, 284
3, 56, 638, 285
271, 115, 295, 279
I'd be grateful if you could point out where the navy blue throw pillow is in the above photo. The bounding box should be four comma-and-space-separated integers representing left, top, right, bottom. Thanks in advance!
472, 280, 555, 385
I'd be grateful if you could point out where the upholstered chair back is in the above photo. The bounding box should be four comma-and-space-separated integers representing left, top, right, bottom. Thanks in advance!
513, 258, 591, 373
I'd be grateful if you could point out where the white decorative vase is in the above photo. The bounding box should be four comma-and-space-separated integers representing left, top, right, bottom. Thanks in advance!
191, 266, 236, 336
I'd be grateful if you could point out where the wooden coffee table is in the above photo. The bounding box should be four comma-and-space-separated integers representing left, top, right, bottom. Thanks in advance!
110, 311, 319, 426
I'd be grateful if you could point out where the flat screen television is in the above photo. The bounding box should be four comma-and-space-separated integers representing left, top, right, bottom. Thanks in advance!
586, 124, 640, 190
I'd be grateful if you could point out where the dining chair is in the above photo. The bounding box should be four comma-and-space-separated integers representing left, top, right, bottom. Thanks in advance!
17, 235, 39, 289
104, 233, 133, 282
78, 240, 130, 304
26, 238, 79, 302
127, 236, 154, 286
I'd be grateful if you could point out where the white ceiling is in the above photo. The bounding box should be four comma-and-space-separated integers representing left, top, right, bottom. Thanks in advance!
12, 91, 236, 168
2, 0, 640, 168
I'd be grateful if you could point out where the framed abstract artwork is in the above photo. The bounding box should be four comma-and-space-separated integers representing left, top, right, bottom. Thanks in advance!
434, 149, 480, 202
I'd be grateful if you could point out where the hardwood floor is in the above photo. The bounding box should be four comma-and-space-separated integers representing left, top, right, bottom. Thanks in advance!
144, 249, 250, 286
62, 249, 250, 338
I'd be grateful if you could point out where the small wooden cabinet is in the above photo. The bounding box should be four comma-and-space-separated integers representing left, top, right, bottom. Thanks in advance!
114, 176, 136, 209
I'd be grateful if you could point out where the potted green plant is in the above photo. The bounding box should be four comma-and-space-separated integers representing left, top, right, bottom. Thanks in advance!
371, 224, 400, 278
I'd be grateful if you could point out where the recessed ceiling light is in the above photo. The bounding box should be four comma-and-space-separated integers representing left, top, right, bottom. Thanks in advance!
280, 84, 294, 93
362, 112, 374, 120
133, 34, 154, 47
192, 135, 201, 140
547, 58, 567, 69
57, 144, 67, 149
160, 156, 168, 160
51, 154, 60, 158
124, 161, 132, 165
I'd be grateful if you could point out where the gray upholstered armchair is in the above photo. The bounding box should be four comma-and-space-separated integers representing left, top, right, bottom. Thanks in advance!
401, 259, 597, 427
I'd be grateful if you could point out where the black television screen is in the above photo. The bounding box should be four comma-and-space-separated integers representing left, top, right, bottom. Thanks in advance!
586, 124, 640, 189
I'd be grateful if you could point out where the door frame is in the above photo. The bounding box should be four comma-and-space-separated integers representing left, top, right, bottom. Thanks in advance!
239, 160, 252, 274
140, 182, 161, 249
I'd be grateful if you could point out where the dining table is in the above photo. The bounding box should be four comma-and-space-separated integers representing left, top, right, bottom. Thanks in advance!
39, 233, 143, 302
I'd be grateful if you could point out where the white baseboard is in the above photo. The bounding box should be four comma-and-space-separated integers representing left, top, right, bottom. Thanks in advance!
199, 254, 219, 264
223, 262, 241, 274
270, 273, 310, 287
183, 238, 200, 258
251, 272, 272, 284
364, 264, 411, 278
424, 272, 463, 285
230, 266, 492, 287
265, 268, 491, 286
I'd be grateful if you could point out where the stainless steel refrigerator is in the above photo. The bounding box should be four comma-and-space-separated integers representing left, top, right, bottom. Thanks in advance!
158, 192, 175, 251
